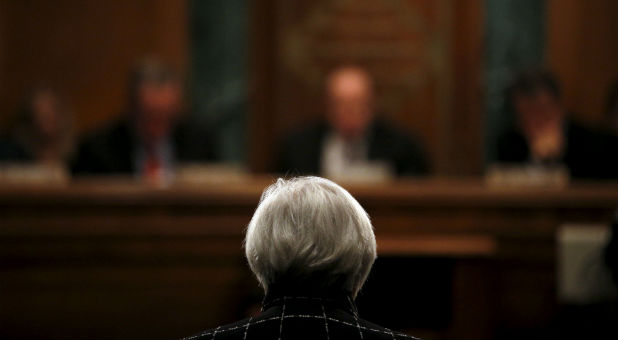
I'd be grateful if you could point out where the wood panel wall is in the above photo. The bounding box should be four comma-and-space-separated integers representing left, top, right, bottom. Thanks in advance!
0, 0, 188, 134
547, 0, 618, 125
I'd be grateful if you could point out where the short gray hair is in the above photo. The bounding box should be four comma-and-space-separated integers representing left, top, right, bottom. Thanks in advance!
245, 177, 377, 298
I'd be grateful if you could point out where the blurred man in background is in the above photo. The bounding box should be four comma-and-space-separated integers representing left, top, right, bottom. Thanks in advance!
495, 70, 618, 179
72, 59, 216, 182
0, 85, 74, 165
277, 66, 428, 178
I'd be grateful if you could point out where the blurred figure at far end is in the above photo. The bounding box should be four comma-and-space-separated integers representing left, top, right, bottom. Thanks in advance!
496, 70, 618, 179
1, 86, 74, 165
71, 58, 216, 183
277, 65, 429, 178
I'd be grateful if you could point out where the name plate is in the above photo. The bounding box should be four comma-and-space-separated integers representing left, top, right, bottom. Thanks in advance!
0, 163, 69, 185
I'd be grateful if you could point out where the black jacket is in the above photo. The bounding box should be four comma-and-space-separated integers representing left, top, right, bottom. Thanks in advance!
0, 137, 28, 161
71, 119, 216, 175
182, 290, 419, 340
277, 119, 429, 176
496, 121, 618, 179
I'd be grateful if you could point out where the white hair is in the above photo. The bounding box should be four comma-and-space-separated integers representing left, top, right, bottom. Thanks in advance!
244, 176, 377, 298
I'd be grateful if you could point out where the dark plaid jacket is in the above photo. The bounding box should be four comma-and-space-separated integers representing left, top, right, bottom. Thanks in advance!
182, 293, 419, 340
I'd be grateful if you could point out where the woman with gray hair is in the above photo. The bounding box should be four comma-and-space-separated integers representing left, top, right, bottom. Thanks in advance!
183, 177, 418, 340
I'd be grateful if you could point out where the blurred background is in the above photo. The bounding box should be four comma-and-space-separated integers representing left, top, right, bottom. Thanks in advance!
0, 0, 617, 339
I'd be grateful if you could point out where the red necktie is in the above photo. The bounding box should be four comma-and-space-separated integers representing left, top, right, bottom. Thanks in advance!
144, 152, 162, 183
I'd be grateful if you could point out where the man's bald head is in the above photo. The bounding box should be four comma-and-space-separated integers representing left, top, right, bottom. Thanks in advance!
326, 66, 375, 140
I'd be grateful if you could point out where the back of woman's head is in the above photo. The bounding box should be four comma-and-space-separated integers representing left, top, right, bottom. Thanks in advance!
244, 177, 377, 298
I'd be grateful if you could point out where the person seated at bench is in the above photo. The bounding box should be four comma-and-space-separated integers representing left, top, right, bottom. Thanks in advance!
495, 69, 618, 179
72, 58, 216, 183
277, 66, 429, 178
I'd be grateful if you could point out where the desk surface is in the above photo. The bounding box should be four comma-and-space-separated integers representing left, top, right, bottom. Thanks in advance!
1, 177, 616, 207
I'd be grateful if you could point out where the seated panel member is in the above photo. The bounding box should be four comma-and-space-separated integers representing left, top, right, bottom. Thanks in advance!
3, 86, 74, 165
182, 177, 420, 340
496, 70, 618, 179
72, 59, 216, 181
277, 66, 429, 178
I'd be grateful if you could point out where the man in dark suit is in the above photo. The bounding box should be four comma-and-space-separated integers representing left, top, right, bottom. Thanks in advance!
72, 59, 215, 181
277, 66, 428, 177
495, 70, 618, 179
181, 177, 420, 340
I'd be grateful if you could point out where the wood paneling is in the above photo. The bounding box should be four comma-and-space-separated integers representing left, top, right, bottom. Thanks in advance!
0, 1, 8, 114
248, 0, 278, 172
547, 0, 618, 124
449, 0, 484, 175
0, 0, 188, 134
